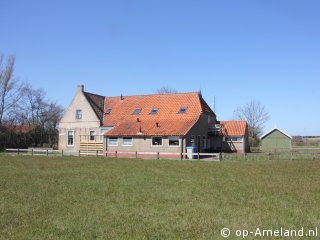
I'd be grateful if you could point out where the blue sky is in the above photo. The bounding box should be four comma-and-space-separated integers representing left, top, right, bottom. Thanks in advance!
1, 0, 319, 135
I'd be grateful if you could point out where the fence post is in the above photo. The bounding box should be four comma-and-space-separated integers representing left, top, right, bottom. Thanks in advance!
313, 152, 315, 161
135, 151, 138, 159
61, 149, 63, 156
180, 151, 183, 160
78, 150, 81, 157
290, 152, 293, 161
115, 151, 117, 158
46, 149, 49, 156
197, 152, 200, 160
244, 153, 247, 160
18, 148, 20, 155
268, 152, 270, 160
157, 152, 159, 159
32, 149, 34, 156
219, 152, 222, 161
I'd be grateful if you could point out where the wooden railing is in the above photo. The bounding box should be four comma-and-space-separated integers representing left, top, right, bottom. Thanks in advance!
79, 141, 104, 156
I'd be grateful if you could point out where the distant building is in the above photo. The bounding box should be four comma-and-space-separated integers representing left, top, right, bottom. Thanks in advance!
260, 128, 292, 152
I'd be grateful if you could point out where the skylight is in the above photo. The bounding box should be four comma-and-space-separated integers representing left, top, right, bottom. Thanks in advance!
178, 107, 187, 114
105, 108, 112, 114
149, 108, 158, 115
132, 108, 141, 115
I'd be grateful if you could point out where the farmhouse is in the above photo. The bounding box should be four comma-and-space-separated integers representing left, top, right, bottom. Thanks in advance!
103, 92, 219, 158
260, 128, 292, 152
58, 85, 249, 157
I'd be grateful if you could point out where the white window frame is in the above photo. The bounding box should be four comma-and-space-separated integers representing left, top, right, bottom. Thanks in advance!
67, 130, 75, 147
75, 109, 82, 120
224, 137, 243, 142
108, 137, 118, 146
151, 137, 163, 147
122, 137, 133, 146
89, 130, 95, 141
168, 136, 180, 147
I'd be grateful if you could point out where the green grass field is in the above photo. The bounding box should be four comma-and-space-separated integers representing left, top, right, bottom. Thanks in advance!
1, 156, 320, 239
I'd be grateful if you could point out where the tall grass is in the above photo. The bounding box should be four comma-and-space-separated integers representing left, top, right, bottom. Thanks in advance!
1, 155, 320, 239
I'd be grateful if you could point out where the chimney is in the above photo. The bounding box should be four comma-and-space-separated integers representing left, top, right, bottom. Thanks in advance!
156, 122, 160, 128
77, 85, 84, 93
121, 94, 124, 100
137, 126, 143, 135
137, 118, 140, 122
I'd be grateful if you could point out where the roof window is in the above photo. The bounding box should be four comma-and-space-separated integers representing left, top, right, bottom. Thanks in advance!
178, 107, 187, 114
105, 108, 112, 114
149, 108, 158, 115
132, 108, 141, 115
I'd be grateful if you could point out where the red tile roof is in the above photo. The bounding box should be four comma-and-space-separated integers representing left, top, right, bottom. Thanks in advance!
104, 92, 215, 137
220, 121, 247, 136
1, 124, 34, 133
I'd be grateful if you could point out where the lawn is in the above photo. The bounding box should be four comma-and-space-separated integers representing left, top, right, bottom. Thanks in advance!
1, 156, 320, 239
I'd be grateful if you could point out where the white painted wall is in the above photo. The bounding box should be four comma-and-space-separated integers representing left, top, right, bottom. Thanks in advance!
58, 85, 102, 152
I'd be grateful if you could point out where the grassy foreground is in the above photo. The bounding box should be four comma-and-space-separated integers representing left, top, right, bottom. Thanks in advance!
1, 156, 320, 239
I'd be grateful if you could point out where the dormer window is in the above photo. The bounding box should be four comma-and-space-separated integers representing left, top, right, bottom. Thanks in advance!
75, 109, 82, 119
105, 108, 112, 114
150, 108, 158, 115
178, 107, 187, 114
132, 108, 141, 115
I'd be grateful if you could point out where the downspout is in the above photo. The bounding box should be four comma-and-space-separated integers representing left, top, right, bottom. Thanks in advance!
181, 137, 184, 160
104, 136, 108, 157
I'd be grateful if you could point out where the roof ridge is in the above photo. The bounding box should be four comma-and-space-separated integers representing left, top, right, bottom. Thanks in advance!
84, 91, 105, 98
221, 120, 247, 123
105, 91, 200, 99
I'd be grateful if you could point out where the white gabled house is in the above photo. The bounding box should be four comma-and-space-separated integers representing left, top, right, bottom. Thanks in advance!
58, 85, 105, 154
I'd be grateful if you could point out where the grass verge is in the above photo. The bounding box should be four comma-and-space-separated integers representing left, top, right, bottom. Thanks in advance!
1, 155, 320, 239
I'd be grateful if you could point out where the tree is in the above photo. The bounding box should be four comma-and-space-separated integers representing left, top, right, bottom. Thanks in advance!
19, 83, 64, 147
234, 100, 270, 144
0, 54, 23, 125
156, 86, 177, 94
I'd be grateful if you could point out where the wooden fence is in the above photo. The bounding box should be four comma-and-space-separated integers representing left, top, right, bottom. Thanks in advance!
6, 148, 320, 161
4, 148, 222, 161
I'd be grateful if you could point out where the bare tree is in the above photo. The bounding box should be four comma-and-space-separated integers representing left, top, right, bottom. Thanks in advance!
156, 86, 177, 94
234, 100, 270, 139
0, 54, 23, 125
20, 83, 47, 125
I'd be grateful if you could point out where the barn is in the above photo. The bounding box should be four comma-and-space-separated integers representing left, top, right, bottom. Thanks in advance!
260, 128, 292, 152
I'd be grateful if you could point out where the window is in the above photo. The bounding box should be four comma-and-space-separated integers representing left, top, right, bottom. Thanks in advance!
224, 137, 243, 142
178, 107, 187, 114
105, 108, 112, 114
149, 108, 158, 115
123, 137, 133, 146
152, 137, 162, 146
108, 137, 118, 146
89, 131, 95, 141
75, 109, 82, 119
67, 130, 74, 146
132, 108, 141, 115
169, 136, 180, 146
100, 128, 108, 141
